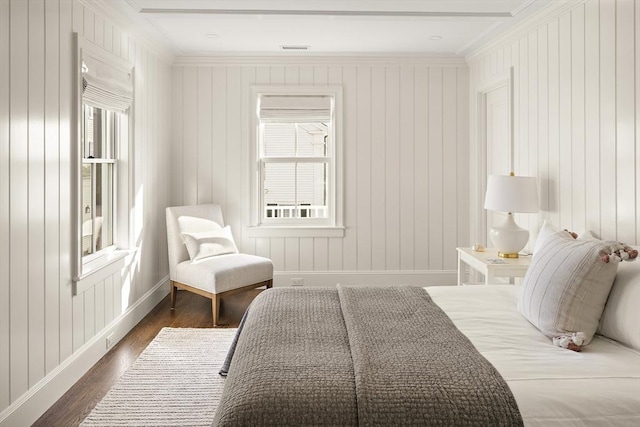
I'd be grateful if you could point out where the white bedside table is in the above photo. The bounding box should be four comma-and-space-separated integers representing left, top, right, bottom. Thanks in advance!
456, 247, 532, 286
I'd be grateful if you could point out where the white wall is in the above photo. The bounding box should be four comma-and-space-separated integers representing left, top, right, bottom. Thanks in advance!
0, 0, 172, 422
468, 0, 640, 248
171, 58, 470, 284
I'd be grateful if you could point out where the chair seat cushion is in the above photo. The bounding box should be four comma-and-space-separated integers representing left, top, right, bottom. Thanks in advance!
174, 253, 273, 294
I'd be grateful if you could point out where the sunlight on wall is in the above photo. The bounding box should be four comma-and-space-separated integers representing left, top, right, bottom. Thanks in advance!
118, 253, 134, 314
134, 185, 144, 259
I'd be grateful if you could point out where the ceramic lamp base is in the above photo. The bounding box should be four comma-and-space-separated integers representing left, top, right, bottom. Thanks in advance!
489, 213, 529, 258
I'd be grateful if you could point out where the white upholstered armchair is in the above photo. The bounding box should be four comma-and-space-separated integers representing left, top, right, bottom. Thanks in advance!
165, 204, 273, 326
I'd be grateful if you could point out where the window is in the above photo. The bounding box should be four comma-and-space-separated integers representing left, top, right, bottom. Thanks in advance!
250, 86, 344, 237
75, 36, 133, 284
261, 121, 329, 222
81, 105, 117, 257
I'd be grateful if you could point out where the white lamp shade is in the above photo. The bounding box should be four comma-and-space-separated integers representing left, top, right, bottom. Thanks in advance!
484, 175, 539, 213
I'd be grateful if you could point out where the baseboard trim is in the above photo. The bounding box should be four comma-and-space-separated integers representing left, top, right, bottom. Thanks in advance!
0, 276, 171, 427
273, 270, 456, 287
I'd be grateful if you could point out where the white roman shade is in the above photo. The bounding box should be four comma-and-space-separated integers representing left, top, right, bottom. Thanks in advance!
82, 53, 133, 113
259, 95, 331, 122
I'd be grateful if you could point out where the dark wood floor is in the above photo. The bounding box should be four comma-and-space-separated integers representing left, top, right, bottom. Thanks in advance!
33, 288, 263, 427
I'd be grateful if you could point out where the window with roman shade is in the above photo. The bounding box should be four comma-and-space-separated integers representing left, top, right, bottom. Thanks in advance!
75, 38, 133, 283
249, 86, 344, 237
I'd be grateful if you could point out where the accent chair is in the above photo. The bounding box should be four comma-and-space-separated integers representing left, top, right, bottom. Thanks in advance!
165, 204, 273, 326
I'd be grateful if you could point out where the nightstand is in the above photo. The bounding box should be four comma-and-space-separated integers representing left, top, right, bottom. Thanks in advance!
456, 247, 531, 286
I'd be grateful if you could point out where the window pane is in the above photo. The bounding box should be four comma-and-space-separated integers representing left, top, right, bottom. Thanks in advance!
296, 123, 328, 158
93, 109, 104, 158
81, 164, 94, 256
263, 163, 295, 218
81, 163, 114, 256
263, 123, 295, 157
82, 105, 94, 159
82, 105, 114, 159
262, 162, 328, 219
297, 162, 328, 218
95, 163, 114, 251
262, 122, 329, 158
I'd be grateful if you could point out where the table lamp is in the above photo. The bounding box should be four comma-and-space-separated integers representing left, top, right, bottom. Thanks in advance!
484, 174, 538, 258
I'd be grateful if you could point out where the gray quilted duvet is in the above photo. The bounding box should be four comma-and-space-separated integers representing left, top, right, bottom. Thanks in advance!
213, 286, 523, 426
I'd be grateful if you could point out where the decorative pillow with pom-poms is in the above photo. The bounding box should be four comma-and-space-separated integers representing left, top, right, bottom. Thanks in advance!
599, 242, 638, 264
553, 332, 586, 352
518, 231, 625, 346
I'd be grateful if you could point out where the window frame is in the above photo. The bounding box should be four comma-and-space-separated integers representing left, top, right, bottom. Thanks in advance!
248, 85, 344, 238
73, 34, 134, 288
80, 105, 118, 261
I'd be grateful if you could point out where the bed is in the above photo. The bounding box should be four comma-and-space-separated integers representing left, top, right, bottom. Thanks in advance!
214, 243, 640, 426
428, 285, 640, 426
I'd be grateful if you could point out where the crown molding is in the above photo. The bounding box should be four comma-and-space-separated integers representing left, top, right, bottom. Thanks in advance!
139, 8, 512, 18
79, 0, 177, 64
174, 54, 468, 67
464, 0, 587, 62
509, 0, 539, 17
455, 21, 504, 56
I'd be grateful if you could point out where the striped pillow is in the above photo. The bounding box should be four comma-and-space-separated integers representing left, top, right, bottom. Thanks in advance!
518, 231, 618, 345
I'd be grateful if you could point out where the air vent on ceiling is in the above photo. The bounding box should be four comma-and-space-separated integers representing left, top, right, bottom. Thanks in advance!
281, 45, 309, 51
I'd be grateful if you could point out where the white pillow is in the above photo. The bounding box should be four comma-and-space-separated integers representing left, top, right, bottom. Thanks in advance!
181, 226, 239, 261
177, 216, 223, 233
598, 253, 640, 351
518, 230, 618, 345
578, 230, 597, 240
533, 219, 558, 255
572, 232, 640, 349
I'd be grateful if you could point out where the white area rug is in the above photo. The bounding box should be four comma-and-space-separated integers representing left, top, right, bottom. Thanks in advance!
80, 327, 237, 427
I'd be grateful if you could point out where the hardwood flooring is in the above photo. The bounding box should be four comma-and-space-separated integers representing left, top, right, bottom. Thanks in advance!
33, 288, 263, 427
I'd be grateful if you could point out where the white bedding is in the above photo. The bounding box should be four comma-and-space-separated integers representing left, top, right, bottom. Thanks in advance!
427, 285, 640, 427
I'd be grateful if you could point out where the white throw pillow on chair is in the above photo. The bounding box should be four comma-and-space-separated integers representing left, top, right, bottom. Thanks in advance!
177, 215, 223, 233
182, 226, 239, 261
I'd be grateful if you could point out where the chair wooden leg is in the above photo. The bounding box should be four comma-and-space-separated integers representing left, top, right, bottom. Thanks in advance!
266, 279, 273, 289
212, 294, 221, 327
170, 281, 177, 310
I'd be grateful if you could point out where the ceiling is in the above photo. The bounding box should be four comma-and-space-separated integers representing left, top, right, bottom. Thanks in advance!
120, 0, 559, 56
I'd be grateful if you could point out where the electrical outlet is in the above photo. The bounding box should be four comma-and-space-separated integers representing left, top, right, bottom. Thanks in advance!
291, 278, 304, 286
106, 333, 115, 349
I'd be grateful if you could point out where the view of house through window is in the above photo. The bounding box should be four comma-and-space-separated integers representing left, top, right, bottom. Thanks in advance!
257, 92, 336, 226
81, 104, 117, 256
262, 122, 329, 220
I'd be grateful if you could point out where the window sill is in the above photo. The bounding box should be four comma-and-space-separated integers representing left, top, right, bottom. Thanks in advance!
74, 248, 137, 295
245, 226, 345, 238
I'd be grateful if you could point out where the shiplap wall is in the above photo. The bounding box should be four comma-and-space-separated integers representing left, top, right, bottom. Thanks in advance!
0, 0, 172, 415
468, 0, 640, 248
171, 61, 469, 276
